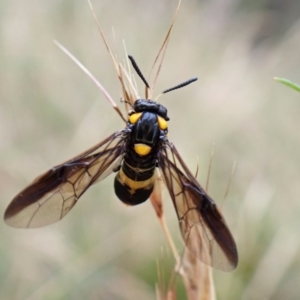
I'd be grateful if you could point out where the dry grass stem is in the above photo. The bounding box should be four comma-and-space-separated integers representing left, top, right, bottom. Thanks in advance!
181, 248, 216, 300
53, 40, 126, 122
205, 144, 215, 192
149, 0, 181, 91
222, 160, 236, 210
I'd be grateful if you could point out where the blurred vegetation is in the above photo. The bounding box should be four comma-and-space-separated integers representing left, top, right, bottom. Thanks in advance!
274, 77, 300, 92
1, 0, 300, 299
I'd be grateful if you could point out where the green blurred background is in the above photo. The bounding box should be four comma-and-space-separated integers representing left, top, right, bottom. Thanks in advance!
1, 0, 300, 299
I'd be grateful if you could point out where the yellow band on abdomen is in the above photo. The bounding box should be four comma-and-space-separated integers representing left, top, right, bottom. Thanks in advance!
118, 168, 154, 191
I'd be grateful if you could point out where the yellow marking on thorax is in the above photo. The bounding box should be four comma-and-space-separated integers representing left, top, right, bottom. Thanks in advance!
157, 116, 168, 130
134, 144, 151, 156
129, 112, 142, 124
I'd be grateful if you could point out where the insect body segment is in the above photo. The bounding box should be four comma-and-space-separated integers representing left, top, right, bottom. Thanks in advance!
114, 99, 169, 206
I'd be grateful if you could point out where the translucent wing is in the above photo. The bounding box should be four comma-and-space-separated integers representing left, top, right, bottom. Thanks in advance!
5, 131, 127, 228
158, 141, 238, 271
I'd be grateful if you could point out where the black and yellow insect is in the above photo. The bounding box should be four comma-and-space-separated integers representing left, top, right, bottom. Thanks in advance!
4, 54, 238, 272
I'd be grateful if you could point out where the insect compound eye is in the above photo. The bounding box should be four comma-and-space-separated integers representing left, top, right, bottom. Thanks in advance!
129, 112, 142, 124
157, 116, 168, 130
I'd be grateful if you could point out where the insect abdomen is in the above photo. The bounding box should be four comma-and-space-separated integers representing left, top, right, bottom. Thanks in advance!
114, 162, 155, 205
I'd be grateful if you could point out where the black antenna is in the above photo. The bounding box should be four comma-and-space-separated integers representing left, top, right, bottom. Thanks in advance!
162, 77, 198, 94
128, 55, 150, 89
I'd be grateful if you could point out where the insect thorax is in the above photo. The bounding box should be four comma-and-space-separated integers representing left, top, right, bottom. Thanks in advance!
127, 99, 168, 153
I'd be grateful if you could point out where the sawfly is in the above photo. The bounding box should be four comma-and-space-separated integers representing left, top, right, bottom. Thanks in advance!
4, 3, 238, 272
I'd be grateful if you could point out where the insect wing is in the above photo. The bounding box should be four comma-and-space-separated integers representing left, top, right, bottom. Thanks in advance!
5, 131, 126, 228
158, 142, 238, 271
